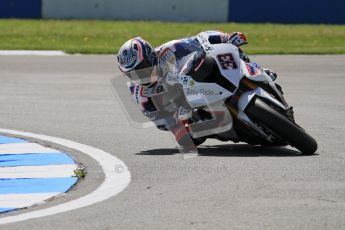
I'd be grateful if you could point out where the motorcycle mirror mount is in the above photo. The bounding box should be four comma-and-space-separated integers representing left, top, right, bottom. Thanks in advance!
264, 69, 278, 81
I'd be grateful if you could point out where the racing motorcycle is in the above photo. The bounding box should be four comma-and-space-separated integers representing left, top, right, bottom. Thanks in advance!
113, 39, 317, 154
149, 39, 318, 155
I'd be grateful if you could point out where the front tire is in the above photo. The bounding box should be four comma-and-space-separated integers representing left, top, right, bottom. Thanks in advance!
245, 97, 318, 155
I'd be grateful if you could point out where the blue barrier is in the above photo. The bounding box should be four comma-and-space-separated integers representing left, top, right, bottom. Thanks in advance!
0, 0, 344, 24
0, 0, 41, 18
229, 0, 345, 24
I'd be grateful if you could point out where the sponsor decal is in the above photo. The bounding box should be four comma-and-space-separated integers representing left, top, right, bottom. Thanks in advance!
186, 88, 215, 96
159, 48, 174, 61
135, 85, 140, 104
203, 44, 213, 52
246, 62, 261, 76
182, 76, 189, 85
189, 79, 196, 87
156, 85, 164, 93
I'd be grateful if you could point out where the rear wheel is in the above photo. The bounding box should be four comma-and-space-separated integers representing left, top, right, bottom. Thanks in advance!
245, 97, 318, 155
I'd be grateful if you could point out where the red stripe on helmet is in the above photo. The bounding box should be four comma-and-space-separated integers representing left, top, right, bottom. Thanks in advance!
133, 40, 144, 61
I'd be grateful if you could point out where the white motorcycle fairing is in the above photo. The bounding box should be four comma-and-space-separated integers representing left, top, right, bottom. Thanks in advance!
173, 43, 243, 138
175, 43, 242, 108
176, 42, 290, 141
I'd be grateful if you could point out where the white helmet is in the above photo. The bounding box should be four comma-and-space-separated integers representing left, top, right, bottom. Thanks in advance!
117, 37, 156, 73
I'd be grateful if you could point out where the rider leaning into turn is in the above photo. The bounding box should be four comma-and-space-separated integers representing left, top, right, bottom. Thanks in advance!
116, 31, 274, 148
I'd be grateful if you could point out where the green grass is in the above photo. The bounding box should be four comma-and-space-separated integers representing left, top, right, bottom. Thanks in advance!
0, 19, 344, 54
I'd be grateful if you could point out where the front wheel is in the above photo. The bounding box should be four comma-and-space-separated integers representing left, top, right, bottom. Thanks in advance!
245, 97, 318, 155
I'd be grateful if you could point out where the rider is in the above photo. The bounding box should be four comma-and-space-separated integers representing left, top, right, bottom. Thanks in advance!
117, 31, 253, 149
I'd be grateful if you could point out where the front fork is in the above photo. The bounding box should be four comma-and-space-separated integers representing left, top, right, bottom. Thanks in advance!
227, 76, 291, 142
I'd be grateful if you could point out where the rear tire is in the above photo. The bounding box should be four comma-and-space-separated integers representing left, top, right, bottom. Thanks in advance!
245, 97, 318, 155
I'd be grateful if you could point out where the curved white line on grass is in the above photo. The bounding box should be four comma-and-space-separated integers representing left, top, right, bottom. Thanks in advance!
0, 128, 131, 225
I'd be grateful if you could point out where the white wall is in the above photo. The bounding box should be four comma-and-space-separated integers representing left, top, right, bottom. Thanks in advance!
42, 0, 229, 22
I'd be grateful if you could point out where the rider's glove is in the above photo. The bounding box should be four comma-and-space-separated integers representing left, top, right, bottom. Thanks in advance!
239, 48, 250, 63
263, 69, 278, 81
227, 32, 248, 47
165, 73, 179, 85
173, 106, 193, 121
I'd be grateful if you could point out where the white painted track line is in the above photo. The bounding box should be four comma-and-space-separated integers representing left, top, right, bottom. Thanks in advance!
0, 143, 60, 154
0, 128, 131, 225
0, 50, 66, 56
0, 165, 77, 179
0, 193, 60, 208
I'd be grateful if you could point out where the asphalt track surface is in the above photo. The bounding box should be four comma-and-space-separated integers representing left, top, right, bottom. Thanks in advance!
0, 54, 344, 230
